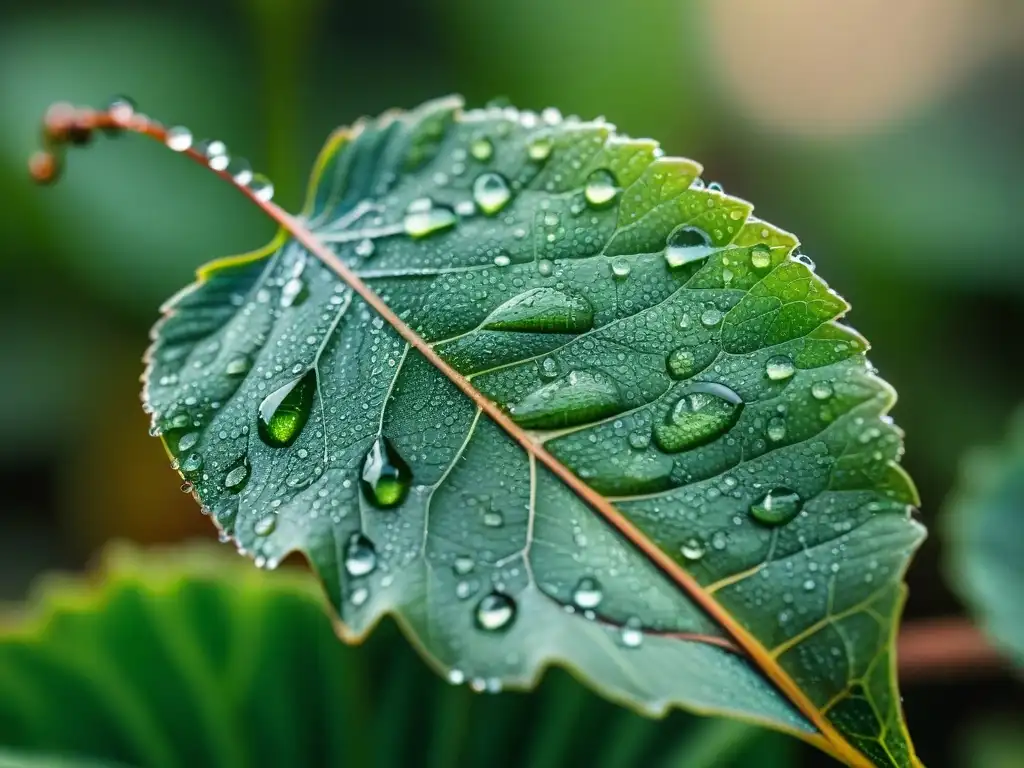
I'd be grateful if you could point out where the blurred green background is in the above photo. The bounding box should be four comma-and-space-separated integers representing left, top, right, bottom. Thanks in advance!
0, 0, 1021, 765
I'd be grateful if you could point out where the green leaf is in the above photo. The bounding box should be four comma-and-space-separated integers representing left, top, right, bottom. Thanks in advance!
142, 96, 924, 766
0, 544, 783, 768
944, 409, 1024, 666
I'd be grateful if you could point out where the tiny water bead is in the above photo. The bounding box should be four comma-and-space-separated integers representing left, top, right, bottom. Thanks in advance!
749, 488, 803, 526
664, 225, 715, 270
224, 461, 250, 492
583, 169, 618, 208
750, 244, 772, 270
404, 205, 457, 238
280, 276, 308, 308
653, 382, 744, 453
765, 355, 795, 381
811, 381, 834, 400
572, 578, 603, 609
360, 435, 412, 508
475, 592, 517, 632
247, 174, 274, 203
257, 371, 316, 448
344, 532, 377, 577
228, 157, 253, 186
225, 355, 251, 377
106, 95, 136, 125
472, 172, 512, 215
204, 140, 230, 172
470, 136, 493, 161
165, 126, 193, 152
620, 617, 644, 648
355, 238, 375, 258
766, 416, 787, 442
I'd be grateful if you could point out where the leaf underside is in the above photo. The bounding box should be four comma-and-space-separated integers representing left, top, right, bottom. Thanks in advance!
143, 96, 924, 766
944, 409, 1024, 666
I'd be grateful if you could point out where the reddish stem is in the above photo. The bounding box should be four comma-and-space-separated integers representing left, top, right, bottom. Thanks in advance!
897, 617, 1009, 682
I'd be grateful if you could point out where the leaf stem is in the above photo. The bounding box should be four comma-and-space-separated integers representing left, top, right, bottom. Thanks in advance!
896, 617, 1007, 681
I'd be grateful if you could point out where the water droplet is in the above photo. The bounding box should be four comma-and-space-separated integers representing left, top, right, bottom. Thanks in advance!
750, 488, 803, 526
750, 244, 772, 270
610, 257, 631, 279
628, 430, 651, 450
453, 556, 475, 576
711, 530, 728, 551
584, 169, 618, 208
205, 140, 230, 171
811, 381, 834, 400
224, 461, 250, 492
765, 355, 795, 381
226, 356, 251, 377
472, 172, 512, 215
664, 225, 715, 270
248, 174, 274, 202
528, 136, 553, 161
470, 137, 493, 161
803, 579, 816, 592
180, 453, 203, 473
653, 382, 744, 453
165, 126, 192, 152
254, 515, 276, 536
665, 346, 714, 380
280, 277, 308, 308
227, 157, 253, 186
177, 432, 199, 453
475, 592, 516, 632
447, 669, 465, 685
700, 308, 723, 327
107, 96, 136, 126
355, 238, 375, 258
351, 587, 369, 606
484, 287, 594, 333
257, 371, 316, 447
766, 417, 787, 442
404, 205, 457, 238
620, 617, 643, 648
493, 254, 510, 267
681, 538, 705, 560
344, 532, 377, 577
538, 356, 560, 380
537, 259, 554, 277
360, 436, 412, 508
707, 181, 724, 193
483, 511, 503, 528
572, 577, 603, 609
509, 369, 625, 429
456, 580, 478, 600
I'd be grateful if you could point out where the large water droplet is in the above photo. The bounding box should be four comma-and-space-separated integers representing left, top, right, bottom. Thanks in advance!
509, 369, 625, 429
205, 140, 230, 171
475, 592, 516, 632
344, 532, 377, 577
180, 453, 203, 473
766, 416, 787, 442
404, 205, 457, 238
254, 515, 276, 536
483, 287, 594, 333
750, 488, 803, 526
248, 174, 274, 202
665, 346, 716, 380
224, 461, 250, 492
228, 157, 253, 186
681, 538, 705, 561
765, 355, 795, 381
473, 172, 512, 215
177, 431, 200, 453
452, 556, 475, 576
225, 355, 251, 377
528, 136, 553, 161
280, 277, 308, 308
700, 308, 723, 327
653, 382, 744, 453
664, 225, 715, 270
572, 577, 603, 609
584, 169, 618, 208
257, 371, 316, 447
619, 617, 643, 648
750, 244, 772, 270
610, 257, 631, 279
470, 137, 493, 161
360, 436, 412, 508
811, 381, 834, 400
165, 126, 193, 152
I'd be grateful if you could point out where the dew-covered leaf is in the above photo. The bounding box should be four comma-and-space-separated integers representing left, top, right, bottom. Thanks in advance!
0, 544, 783, 768
143, 97, 924, 766
944, 409, 1024, 666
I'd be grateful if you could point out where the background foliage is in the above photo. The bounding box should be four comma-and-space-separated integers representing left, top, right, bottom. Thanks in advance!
0, 0, 1021, 766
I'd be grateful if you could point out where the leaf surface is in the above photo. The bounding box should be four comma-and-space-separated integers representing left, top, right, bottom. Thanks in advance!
944, 409, 1024, 666
143, 97, 924, 766
0, 544, 781, 768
